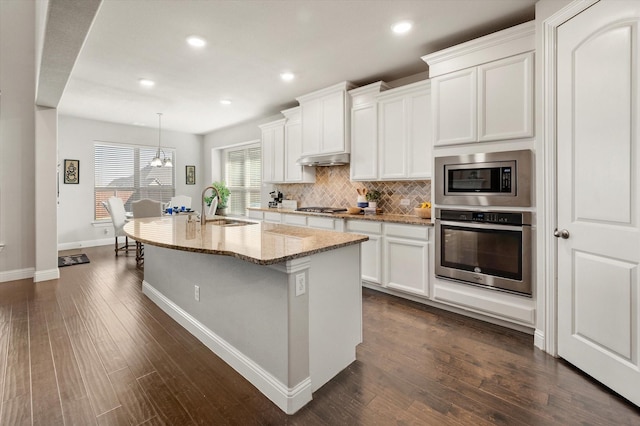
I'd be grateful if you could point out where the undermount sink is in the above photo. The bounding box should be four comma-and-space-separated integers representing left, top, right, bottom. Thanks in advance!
207, 218, 256, 227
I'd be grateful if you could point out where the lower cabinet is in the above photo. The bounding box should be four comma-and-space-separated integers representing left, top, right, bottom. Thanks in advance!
347, 220, 430, 297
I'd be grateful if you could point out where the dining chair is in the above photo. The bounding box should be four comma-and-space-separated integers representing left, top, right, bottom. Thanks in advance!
131, 198, 163, 267
106, 196, 135, 256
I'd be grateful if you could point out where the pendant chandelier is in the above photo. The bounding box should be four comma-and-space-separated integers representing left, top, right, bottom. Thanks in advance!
151, 112, 173, 167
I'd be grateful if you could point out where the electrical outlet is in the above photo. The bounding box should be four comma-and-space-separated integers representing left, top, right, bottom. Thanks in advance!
295, 273, 306, 296
194, 285, 200, 301
400, 199, 410, 206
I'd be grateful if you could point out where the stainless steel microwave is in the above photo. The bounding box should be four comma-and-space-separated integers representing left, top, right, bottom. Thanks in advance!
434, 150, 532, 207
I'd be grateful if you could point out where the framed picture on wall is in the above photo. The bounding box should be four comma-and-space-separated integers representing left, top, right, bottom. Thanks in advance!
186, 165, 196, 185
63, 159, 80, 184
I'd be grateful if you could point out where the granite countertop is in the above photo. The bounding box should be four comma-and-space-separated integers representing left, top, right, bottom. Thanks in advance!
248, 207, 434, 226
124, 215, 368, 265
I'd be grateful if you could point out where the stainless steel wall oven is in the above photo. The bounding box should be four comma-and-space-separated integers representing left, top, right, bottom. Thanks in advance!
435, 209, 532, 296
434, 149, 532, 207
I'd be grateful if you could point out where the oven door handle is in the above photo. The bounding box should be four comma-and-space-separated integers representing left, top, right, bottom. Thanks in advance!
438, 220, 525, 232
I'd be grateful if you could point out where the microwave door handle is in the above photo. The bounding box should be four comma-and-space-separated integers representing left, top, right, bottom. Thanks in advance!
439, 220, 525, 232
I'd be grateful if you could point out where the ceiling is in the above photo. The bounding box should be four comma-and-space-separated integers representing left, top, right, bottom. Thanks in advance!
56, 0, 537, 135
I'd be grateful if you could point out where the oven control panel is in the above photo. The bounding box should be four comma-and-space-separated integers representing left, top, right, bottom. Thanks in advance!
438, 209, 529, 226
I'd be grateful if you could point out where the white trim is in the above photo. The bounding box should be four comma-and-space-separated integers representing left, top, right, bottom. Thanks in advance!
540, 0, 600, 356
58, 237, 112, 251
534, 329, 545, 349
142, 280, 312, 414
0, 267, 35, 283
268, 256, 311, 274
34, 268, 60, 282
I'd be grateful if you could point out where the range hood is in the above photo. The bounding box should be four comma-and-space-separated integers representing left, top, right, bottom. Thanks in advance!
297, 153, 350, 167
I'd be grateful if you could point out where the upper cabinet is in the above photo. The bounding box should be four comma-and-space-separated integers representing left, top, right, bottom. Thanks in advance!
296, 81, 355, 156
260, 109, 315, 184
282, 107, 315, 183
377, 80, 432, 180
423, 21, 535, 147
260, 119, 285, 183
349, 81, 390, 181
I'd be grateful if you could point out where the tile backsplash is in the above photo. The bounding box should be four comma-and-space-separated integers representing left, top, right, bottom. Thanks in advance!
276, 165, 431, 215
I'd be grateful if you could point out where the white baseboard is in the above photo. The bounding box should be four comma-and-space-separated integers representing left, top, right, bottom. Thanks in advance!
534, 329, 545, 351
0, 267, 35, 283
34, 268, 60, 282
142, 280, 312, 414
58, 237, 112, 251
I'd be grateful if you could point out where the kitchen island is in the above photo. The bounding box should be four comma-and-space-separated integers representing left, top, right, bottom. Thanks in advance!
124, 215, 368, 414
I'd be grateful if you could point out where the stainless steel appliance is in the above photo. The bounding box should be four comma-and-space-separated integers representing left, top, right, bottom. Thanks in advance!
295, 207, 347, 213
434, 149, 532, 207
435, 209, 532, 296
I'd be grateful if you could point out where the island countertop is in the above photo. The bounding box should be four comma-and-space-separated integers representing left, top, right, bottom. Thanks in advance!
124, 215, 368, 265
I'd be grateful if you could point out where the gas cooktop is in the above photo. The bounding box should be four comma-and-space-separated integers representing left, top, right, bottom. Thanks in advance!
295, 207, 347, 213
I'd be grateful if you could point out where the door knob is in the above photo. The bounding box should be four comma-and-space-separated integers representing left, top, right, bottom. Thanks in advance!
553, 228, 570, 239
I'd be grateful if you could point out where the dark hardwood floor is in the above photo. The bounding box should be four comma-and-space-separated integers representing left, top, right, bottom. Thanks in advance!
0, 245, 638, 425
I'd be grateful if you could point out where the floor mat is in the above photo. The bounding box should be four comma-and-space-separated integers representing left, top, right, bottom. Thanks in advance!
58, 254, 90, 267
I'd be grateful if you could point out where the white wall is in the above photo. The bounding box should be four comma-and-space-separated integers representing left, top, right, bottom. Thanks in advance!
57, 115, 204, 249
0, 0, 37, 282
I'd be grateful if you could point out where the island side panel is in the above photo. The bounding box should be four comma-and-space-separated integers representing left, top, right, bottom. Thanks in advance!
307, 244, 362, 392
143, 245, 292, 385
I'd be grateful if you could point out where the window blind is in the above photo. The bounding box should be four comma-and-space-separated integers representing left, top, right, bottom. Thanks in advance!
224, 143, 261, 215
94, 143, 175, 220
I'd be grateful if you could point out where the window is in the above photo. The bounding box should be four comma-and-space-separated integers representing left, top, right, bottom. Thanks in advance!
94, 143, 175, 220
224, 143, 261, 216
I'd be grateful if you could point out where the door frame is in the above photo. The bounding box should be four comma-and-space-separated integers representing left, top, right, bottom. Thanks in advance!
539, 0, 600, 356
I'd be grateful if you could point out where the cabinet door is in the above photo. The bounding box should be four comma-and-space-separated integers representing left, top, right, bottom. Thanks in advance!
321, 91, 346, 154
301, 99, 322, 155
350, 103, 378, 180
406, 89, 432, 179
384, 237, 429, 297
361, 234, 382, 285
432, 68, 477, 145
478, 52, 533, 141
261, 125, 284, 183
378, 97, 406, 179
284, 119, 303, 182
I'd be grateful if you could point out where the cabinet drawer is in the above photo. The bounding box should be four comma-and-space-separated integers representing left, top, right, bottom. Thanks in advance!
283, 214, 307, 226
384, 223, 429, 240
247, 210, 263, 220
346, 220, 382, 234
263, 211, 282, 223
307, 216, 337, 230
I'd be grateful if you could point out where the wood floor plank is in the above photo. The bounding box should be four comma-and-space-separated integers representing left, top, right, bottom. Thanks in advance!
29, 300, 64, 426
137, 371, 193, 425
0, 393, 30, 426
2, 318, 29, 403
108, 367, 156, 425
65, 326, 120, 416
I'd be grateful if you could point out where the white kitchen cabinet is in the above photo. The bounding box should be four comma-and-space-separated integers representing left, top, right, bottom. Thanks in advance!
307, 216, 344, 232
246, 209, 264, 220
282, 107, 315, 183
431, 68, 477, 145
377, 80, 432, 180
477, 53, 533, 142
260, 119, 285, 183
283, 213, 307, 226
346, 220, 383, 285
423, 21, 535, 146
349, 82, 389, 181
383, 223, 430, 297
297, 81, 355, 156
263, 211, 282, 223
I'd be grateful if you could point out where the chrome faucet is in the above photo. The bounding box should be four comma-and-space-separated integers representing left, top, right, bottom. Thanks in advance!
201, 185, 221, 225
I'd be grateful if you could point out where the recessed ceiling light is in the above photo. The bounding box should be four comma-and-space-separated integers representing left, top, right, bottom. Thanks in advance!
187, 36, 207, 48
220, 99, 232, 105
139, 78, 155, 87
391, 21, 413, 35
280, 72, 295, 82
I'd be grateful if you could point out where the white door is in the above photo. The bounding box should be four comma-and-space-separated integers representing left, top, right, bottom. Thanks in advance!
557, 0, 640, 406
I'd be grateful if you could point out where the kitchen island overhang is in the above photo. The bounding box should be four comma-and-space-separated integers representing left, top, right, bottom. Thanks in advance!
124, 216, 368, 414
